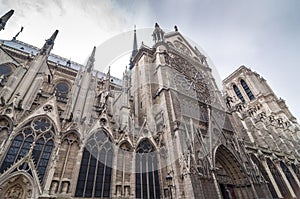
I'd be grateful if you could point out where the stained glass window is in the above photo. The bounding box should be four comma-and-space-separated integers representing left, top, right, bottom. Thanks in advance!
240, 79, 255, 100
75, 129, 113, 198
233, 85, 245, 102
0, 63, 12, 76
55, 82, 69, 101
0, 117, 54, 184
136, 139, 161, 199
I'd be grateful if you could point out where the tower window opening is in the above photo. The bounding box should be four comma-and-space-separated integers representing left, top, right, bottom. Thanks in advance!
233, 85, 245, 102
240, 79, 254, 100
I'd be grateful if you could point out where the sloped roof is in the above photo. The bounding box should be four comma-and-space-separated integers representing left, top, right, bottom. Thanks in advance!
0, 39, 122, 85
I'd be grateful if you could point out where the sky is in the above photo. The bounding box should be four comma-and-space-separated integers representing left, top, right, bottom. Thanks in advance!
0, 0, 299, 120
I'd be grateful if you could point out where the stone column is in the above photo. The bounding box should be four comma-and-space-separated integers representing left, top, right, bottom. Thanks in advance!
261, 159, 283, 198
69, 142, 84, 195
211, 171, 222, 199
288, 164, 300, 190
110, 145, 118, 197
275, 162, 297, 198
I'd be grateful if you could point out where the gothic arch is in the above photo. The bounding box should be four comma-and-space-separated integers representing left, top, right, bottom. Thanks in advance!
75, 128, 114, 198
115, 141, 133, 197
0, 62, 16, 86
0, 115, 13, 147
136, 137, 158, 152
51, 131, 80, 195
0, 116, 56, 186
0, 171, 37, 199
14, 114, 59, 137
135, 138, 161, 199
232, 84, 245, 102
240, 79, 254, 100
214, 145, 254, 199
86, 127, 114, 144
54, 79, 71, 102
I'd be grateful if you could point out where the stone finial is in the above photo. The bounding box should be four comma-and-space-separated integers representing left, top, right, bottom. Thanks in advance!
86, 46, 96, 72
174, 25, 178, 31
39, 30, 59, 56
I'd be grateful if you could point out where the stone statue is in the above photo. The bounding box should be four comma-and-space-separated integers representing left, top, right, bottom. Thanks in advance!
4, 184, 23, 199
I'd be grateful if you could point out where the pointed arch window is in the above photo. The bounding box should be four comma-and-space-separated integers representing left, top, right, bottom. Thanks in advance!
240, 79, 254, 100
116, 142, 132, 196
52, 132, 79, 194
0, 116, 13, 147
55, 82, 69, 102
0, 117, 54, 183
136, 139, 161, 199
75, 129, 113, 198
233, 85, 245, 102
0, 63, 15, 86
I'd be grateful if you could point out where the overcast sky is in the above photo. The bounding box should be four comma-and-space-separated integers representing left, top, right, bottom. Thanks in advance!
0, 0, 299, 120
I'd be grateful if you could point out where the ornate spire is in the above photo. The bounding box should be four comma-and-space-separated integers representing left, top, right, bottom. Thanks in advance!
129, 25, 138, 70
86, 46, 96, 72
0, 9, 14, 31
0, 30, 59, 110
39, 30, 59, 56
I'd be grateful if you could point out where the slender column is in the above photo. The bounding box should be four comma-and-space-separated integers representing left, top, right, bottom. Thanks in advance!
288, 165, 300, 190
275, 162, 297, 198
211, 170, 222, 199
261, 159, 283, 198
110, 145, 118, 197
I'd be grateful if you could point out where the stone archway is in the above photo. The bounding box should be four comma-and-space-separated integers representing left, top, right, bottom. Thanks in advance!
214, 145, 254, 199
0, 173, 35, 199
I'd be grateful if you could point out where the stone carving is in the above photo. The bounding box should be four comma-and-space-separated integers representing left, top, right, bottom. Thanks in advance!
4, 184, 23, 199
170, 53, 211, 104
43, 104, 53, 113
173, 40, 191, 56
179, 150, 191, 178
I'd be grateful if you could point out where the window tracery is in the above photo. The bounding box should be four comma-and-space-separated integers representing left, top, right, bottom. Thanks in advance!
173, 40, 192, 56
240, 79, 254, 100
0, 63, 15, 86
135, 139, 161, 199
55, 82, 69, 102
233, 85, 245, 102
0, 117, 54, 183
0, 116, 13, 146
116, 142, 132, 197
51, 132, 79, 194
75, 129, 113, 198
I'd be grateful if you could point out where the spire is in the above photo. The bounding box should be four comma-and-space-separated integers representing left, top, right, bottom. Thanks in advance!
129, 25, 138, 70
39, 30, 59, 56
86, 46, 96, 72
0, 9, 14, 31
106, 66, 111, 90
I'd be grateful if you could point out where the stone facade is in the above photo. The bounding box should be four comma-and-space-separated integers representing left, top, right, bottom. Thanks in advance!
223, 66, 300, 199
0, 20, 299, 199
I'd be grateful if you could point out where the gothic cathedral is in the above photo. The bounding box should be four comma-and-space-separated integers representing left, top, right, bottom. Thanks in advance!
0, 10, 299, 199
